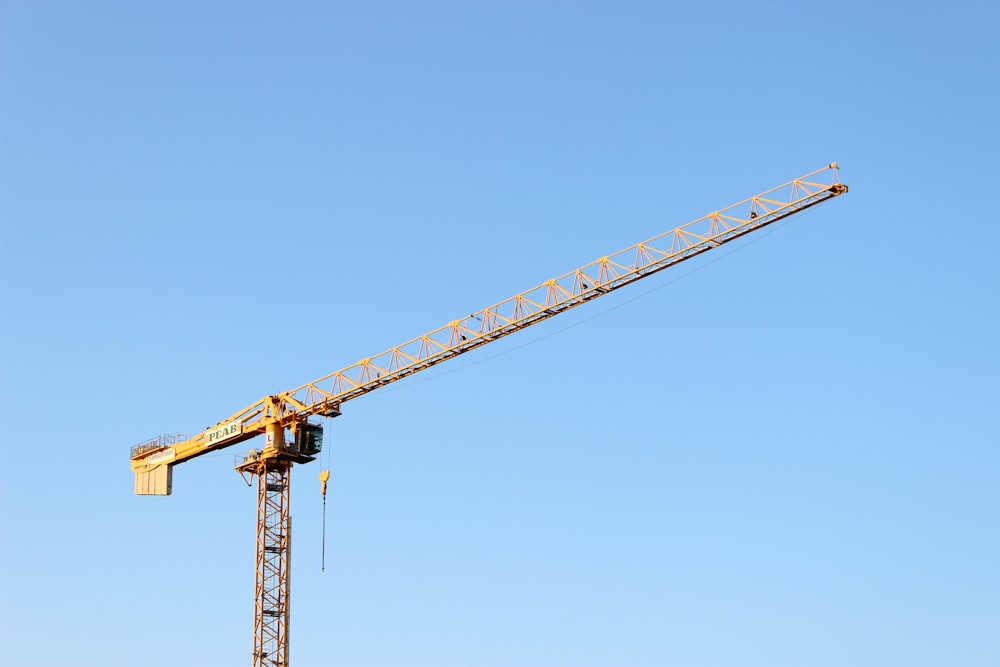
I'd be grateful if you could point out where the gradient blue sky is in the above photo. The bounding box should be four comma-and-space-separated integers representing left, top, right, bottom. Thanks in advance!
1, 2, 998, 666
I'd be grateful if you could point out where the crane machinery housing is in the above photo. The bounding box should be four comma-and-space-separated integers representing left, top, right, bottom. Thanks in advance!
130, 164, 848, 667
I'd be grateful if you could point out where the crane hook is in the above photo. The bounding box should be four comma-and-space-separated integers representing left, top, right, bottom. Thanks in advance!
320, 470, 331, 572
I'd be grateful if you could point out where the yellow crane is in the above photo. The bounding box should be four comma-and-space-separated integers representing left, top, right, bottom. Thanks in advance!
131, 164, 848, 666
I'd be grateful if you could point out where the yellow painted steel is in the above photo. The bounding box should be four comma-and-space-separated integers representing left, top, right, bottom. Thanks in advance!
131, 163, 847, 484
130, 164, 847, 666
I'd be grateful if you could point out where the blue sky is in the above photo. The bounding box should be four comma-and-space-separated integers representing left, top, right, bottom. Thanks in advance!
1, 2, 998, 666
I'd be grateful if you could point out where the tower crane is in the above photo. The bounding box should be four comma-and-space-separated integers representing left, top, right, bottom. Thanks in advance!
130, 164, 848, 666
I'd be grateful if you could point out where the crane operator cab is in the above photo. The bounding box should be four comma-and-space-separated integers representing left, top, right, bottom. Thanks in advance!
293, 422, 324, 456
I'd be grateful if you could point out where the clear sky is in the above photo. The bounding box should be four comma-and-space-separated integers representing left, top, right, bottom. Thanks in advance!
1, 2, 998, 666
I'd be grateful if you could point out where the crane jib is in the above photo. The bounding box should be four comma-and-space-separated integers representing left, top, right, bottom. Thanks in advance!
131, 164, 849, 477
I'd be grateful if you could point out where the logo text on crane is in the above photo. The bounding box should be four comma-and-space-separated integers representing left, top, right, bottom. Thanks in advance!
207, 421, 243, 446
146, 448, 175, 466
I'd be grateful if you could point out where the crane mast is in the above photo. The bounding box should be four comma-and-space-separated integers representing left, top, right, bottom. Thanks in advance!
131, 164, 848, 667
